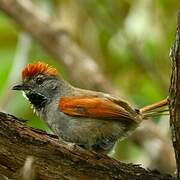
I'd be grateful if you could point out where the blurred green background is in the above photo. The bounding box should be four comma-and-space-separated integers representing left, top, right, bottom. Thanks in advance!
0, 0, 178, 172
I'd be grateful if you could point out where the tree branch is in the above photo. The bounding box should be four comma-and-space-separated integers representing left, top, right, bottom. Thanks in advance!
0, 112, 176, 179
169, 9, 180, 179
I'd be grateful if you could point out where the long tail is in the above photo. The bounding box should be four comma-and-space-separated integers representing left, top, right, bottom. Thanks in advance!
139, 98, 169, 119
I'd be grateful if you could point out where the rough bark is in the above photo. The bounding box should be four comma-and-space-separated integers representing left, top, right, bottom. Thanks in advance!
0, 112, 176, 179
169, 10, 180, 179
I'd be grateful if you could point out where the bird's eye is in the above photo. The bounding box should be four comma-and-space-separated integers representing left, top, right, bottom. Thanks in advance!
36, 77, 43, 84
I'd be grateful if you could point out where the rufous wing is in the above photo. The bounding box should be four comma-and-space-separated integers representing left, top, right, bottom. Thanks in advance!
59, 96, 136, 122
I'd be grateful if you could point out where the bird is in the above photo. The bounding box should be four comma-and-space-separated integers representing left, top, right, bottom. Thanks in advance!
12, 61, 168, 153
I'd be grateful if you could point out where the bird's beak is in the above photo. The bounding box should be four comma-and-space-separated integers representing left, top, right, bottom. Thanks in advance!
12, 83, 30, 91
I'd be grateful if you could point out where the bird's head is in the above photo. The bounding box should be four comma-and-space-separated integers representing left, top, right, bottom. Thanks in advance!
12, 62, 63, 109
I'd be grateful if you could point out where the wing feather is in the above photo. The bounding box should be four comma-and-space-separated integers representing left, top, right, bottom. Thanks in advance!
59, 96, 136, 122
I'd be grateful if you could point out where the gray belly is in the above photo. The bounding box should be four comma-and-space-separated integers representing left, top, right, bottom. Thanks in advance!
42, 105, 137, 153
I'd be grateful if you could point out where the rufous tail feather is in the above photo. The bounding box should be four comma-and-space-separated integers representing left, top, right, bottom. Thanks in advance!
139, 98, 169, 119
